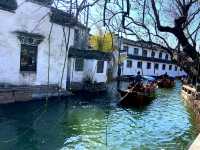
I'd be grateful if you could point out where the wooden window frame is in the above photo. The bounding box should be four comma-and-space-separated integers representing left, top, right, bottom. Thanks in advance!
20, 44, 38, 72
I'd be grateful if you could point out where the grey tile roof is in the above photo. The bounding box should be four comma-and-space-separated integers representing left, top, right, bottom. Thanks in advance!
27, 0, 53, 6
50, 7, 88, 29
123, 39, 164, 51
68, 47, 112, 61
0, 0, 17, 11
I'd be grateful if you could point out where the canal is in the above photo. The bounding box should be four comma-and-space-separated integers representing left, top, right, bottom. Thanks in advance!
0, 81, 199, 150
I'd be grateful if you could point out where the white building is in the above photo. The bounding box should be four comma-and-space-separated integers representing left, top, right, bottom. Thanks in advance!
67, 47, 111, 91
118, 38, 187, 77
0, 0, 110, 91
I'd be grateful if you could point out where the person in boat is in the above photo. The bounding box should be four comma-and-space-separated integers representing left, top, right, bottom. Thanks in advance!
163, 72, 169, 78
133, 71, 144, 91
130, 71, 142, 87
135, 71, 142, 84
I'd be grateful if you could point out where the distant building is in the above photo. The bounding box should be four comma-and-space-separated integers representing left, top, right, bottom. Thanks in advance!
115, 37, 187, 77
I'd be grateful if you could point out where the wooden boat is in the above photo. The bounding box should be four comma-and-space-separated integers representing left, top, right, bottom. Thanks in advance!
118, 85, 156, 107
157, 78, 175, 88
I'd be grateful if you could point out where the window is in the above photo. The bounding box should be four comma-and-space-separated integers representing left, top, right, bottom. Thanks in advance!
16, 31, 44, 72
134, 48, 139, 55
137, 61, 142, 68
151, 51, 155, 58
74, 29, 79, 41
20, 44, 37, 71
142, 49, 148, 57
123, 45, 129, 51
175, 66, 178, 71
159, 52, 162, 59
169, 65, 172, 70
162, 64, 166, 70
127, 60, 132, 68
154, 63, 159, 70
147, 62, 151, 69
75, 58, 84, 71
97, 61, 104, 73
165, 54, 169, 60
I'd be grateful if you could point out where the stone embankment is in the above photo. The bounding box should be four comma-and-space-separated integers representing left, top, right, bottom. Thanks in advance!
0, 85, 71, 104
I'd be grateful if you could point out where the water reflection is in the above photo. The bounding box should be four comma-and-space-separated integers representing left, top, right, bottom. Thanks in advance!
0, 81, 199, 150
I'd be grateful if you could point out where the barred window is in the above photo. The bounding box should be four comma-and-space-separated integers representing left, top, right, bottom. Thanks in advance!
127, 60, 132, 68
75, 58, 84, 71
97, 61, 104, 73
20, 44, 37, 71
16, 31, 44, 72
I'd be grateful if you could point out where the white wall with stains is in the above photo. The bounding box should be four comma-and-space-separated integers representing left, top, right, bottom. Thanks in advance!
0, 0, 76, 89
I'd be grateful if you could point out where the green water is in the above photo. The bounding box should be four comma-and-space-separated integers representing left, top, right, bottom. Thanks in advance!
0, 81, 199, 150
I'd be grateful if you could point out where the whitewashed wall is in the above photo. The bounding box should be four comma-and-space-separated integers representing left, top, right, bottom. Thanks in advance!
121, 60, 187, 77
0, 0, 78, 89
70, 58, 108, 83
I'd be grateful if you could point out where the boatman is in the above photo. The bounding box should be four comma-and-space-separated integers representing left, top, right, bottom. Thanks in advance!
135, 71, 142, 85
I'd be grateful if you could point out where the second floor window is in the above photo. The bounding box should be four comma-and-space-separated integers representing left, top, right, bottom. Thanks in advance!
75, 58, 84, 71
142, 49, 148, 57
127, 60, 132, 68
151, 51, 155, 58
165, 54, 169, 60
134, 48, 139, 55
137, 61, 142, 68
159, 52, 162, 59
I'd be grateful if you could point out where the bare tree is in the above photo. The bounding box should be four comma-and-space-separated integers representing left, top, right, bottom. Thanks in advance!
97, 0, 200, 82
